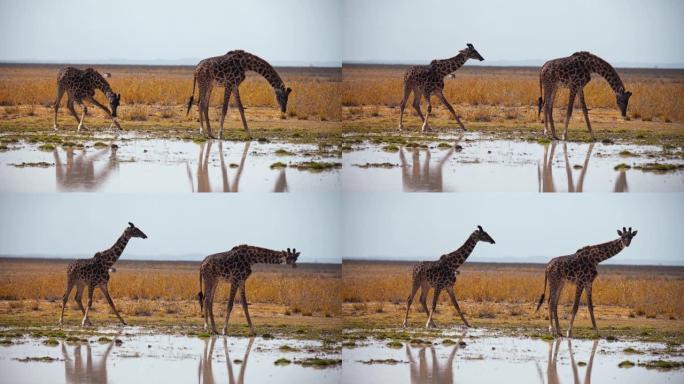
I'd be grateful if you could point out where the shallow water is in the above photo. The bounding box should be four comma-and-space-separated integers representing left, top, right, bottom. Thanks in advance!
343, 133, 684, 192
0, 135, 340, 192
341, 329, 684, 383
0, 328, 340, 384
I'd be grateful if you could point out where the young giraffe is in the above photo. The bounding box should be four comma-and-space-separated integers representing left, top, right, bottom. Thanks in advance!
403, 226, 496, 328
53, 67, 122, 132
538, 51, 632, 141
198, 245, 300, 335
186, 50, 292, 139
536, 227, 638, 338
59, 222, 148, 327
398, 44, 485, 133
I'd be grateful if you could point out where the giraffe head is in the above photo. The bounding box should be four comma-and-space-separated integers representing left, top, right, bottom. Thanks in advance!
126, 222, 148, 239
107, 92, 121, 118
275, 87, 292, 113
282, 248, 300, 268
617, 227, 637, 247
615, 90, 632, 117
460, 43, 484, 62
474, 225, 496, 244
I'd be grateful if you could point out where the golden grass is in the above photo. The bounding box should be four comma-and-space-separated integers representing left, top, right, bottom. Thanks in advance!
0, 65, 341, 122
342, 262, 684, 319
342, 66, 684, 123
0, 259, 341, 317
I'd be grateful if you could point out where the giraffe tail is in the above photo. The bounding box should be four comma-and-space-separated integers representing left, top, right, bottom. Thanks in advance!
197, 269, 204, 312
535, 271, 548, 312
537, 73, 543, 119
186, 74, 197, 116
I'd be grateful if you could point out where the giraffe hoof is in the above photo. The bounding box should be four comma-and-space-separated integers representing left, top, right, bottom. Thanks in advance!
398, 125, 404, 131
566, 330, 572, 338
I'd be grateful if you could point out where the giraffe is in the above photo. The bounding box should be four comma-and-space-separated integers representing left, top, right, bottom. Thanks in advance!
197, 244, 300, 335
403, 225, 496, 328
199, 337, 254, 384
53, 67, 122, 132
542, 339, 598, 384
398, 43, 484, 133
537, 142, 594, 193
59, 222, 148, 327
186, 50, 292, 139
187, 141, 250, 192
406, 343, 459, 384
538, 51, 632, 141
536, 227, 637, 337
53, 145, 119, 192
61, 339, 114, 384
399, 135, 462, 192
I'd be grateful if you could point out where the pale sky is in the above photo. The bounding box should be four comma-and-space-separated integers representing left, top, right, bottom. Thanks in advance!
0, 193, 342, 263
0, 0, 341, 66
343, 193, 684, 266
343, 0, 684, 67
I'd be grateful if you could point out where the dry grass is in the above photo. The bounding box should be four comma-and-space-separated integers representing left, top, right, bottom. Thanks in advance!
342, 65, 684, 123
0, 259, 341, 317
342, 261, 684, 320
0, 64, 341, 122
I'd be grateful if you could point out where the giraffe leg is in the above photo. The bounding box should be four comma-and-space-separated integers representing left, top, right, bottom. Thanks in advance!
218, 87, 231, 140
59, 278, 76, 326
547, 88, 559, 140
100, 284, 126, 325
402, 280, 420, 327
201, 85, 215, 139
446, 286, 470, 328
207, 281, 219, 334
239, 283, 255, 335
579, 89, 595, 141
421, 98, 432, 133
562, 89, 577, 141
419, 284, 436, 328
77, 104, 88, 132
585, 284, 598, 335
202, 277, 216, 331
547, 279, 559, 336
411, 92, 426, 122
74, 283, 86, 315
66, 99, 81, 127
233, 87, 251, 137
398, 84, 410, 131
53, 86, 65, 130
425, 288, 442, 329
85, 96, 121, 130
222, 283, 239, 336
81, 285, 95, 327
435, 91, 466, 131
566, 284, 583, 338
551, 281, 564, 337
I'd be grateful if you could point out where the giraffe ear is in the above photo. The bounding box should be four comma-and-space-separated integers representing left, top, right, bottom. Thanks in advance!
631, 230, 637, 237
128, 222, 134, 228
617, 229, 623, 236
467, 43, 474, 49
477, 225, 483, 232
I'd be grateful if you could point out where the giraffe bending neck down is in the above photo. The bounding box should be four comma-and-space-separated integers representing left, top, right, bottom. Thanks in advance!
186, 50, 292, 139
536, 227, 637, 338
59, 222, 148, 327
198, 245, 300, 335
398, 43, 484, 133
403, 225, 496, 328
538, 51, 632, 141
53, 67, 122, 132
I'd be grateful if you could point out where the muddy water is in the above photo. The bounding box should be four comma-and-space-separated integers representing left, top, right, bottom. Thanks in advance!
0, 329, 340, 384
341, 329, 684, 384
0, 136, 340, 192
343, 133, 684, 192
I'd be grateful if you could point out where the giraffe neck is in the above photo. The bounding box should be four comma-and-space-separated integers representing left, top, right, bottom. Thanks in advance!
90, 72, 115, 98
243, 54, 286, 92
432, 52, 469, 78
97, 230, 132, 267
585, 55, 625, 94
582, 238, 626, 264
442, 232, 478, 270
247, 247, 284, 265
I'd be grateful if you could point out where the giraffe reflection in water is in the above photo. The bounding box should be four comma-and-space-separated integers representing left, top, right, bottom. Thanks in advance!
198, 337, 255, 384
187, 141, 289, 192
406, 343, 459, 384
538, 142, 597, 192
53, 146, 119, 191
400, 134, 462, 192
539, 339, 598, 384
61, 340, 114, 384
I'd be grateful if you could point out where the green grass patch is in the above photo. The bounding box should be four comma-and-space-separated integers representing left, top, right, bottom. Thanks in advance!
270, 162, 288, 170
278, 345, 299, 352
618, 360, 635, 368
623, 347, 644, 354
634, 163, 683, 173
614, 163, 632, 171
619, 150, 638, 157
437, 142, 452, 149
92, 141, 108, 148
359, 358, 403, 365
10, 162, 53, 168
274, 149, 294, 156
38, 144, 55, 151
293, 161, 341, 172
14, 356, 59, 362
382, 144, 400, 152
386, 341, 403, 349
295, 358, 342, 368
353, 162, 398, 168
638, 360, 684, 371
42, 338, 59, 346
274, 358, 292, 366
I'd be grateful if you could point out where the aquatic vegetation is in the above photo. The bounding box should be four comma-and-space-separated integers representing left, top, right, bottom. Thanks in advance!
353, 162, 398, 168
294, 357, 342, 368
359, 358, 404, 365
618, 360, 635, 368
10, 162, 53, 168
382, 144, 399, 152
274, 358, 292, 366
37, 143, 55, 151
386, 341, 403, 349
634, 163, 683, 173
270, 162, 288, 170
638, 360, 684, 371
293, 161, 342, 172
